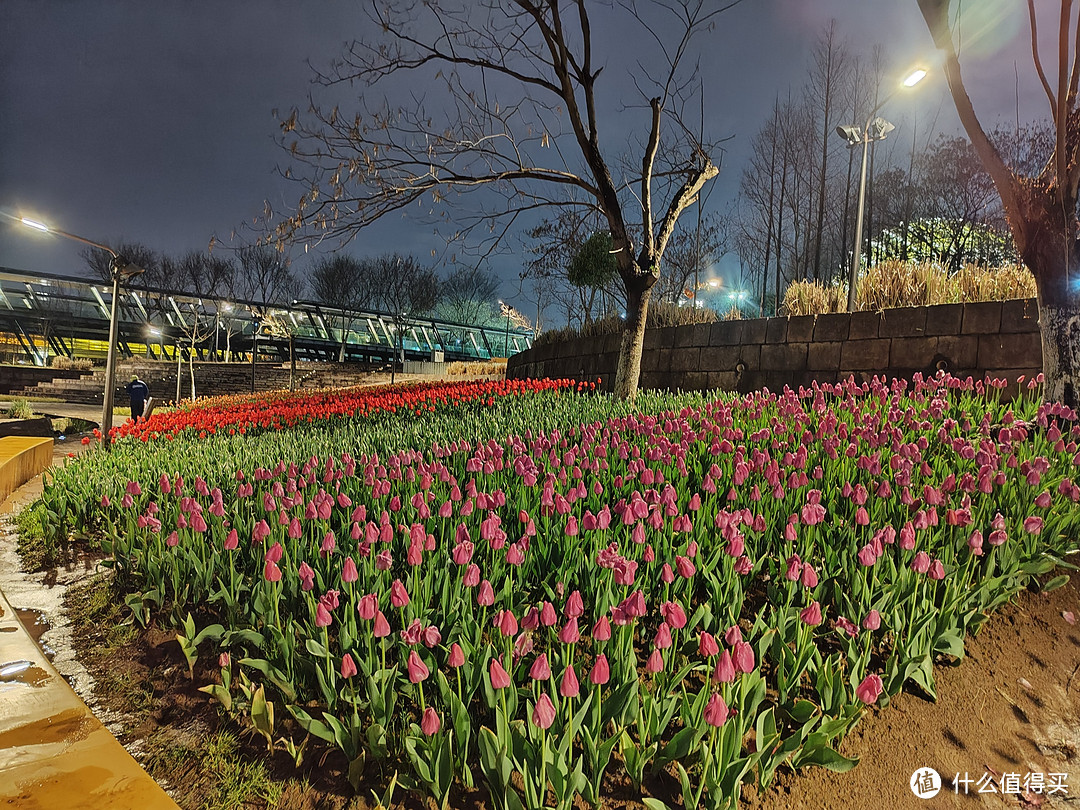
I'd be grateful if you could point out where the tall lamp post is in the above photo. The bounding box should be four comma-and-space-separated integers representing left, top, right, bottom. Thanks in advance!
499, 300, 511, 358
836, 68, 927, 312
19, 217, 144, 449
250, 315, 261, 394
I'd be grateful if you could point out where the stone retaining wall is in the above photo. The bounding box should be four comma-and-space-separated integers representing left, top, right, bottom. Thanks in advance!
507, 299, 1043, 393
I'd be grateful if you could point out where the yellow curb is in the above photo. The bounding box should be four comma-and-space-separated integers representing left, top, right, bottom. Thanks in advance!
0, 439, 53, 506
0, 585, 179, 809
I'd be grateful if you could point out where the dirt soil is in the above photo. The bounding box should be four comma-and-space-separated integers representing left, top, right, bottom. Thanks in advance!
743, 576, 1080, 810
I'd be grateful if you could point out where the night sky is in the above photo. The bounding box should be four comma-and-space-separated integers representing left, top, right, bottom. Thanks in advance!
0, 1, 1038, 302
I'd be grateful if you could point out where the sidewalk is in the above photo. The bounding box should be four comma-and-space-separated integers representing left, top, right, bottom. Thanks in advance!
0, 435, 178, 808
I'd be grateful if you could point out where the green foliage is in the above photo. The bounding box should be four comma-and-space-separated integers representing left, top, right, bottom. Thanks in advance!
5, 397, 33, 419
568, 232, 618, 290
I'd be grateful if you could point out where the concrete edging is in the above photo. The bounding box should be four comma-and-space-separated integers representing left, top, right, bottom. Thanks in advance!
0, 439, 54, 505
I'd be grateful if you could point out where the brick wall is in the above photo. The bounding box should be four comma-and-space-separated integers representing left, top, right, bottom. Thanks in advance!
506, 299, 1043, 393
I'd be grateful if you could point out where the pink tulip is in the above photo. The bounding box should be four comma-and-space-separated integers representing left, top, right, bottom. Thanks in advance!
477, 580, 495, 606
675, 555, 696, 578
558, 617, 580, 644
463, 563, 481, 587
407, 650, 430, 683
800, 601, 822, 626
539, 601, 557, 626
835, 616, 858, 637
660, 563, 675, 583
421, 707, 441, 736
785, 553, 803, 581
733, 640, 756, 674
698, 632, 720, 657
530, 653, 551, 680
800, 564, 819, 588
448, 643, 465, 668
645, 648, 665, 674
315, 602, 333, 627
928, 559, 945, 580
532, 694, 557, 730
489, 658, 511, 689
358, 593, 378, 620
373, 610, 391, 638
340, 653, 358, 678
661, 601, 687, 629
589, 654, 610, 685
264, 560, 282, 582
713, 650, 736, 683
564, 590, 584, 618
862, 610, 881, 631
495, 609, 518, 637
390, 579, 410, 607
703, 693, 729, 727
967, 530, 984, 556
423, 625, 442, 648
653, 623, 673, 650
911, 551, 931, 573
223, 529, 238, 551
559, 664, 580, 697
857, 544, 877, 567
592, 616, 612, 641
855, 673, 884, 704
724, 625, 743, 646
265, 542, 283, 563
1023, 516, 1044, 534
298, 562, 316, 591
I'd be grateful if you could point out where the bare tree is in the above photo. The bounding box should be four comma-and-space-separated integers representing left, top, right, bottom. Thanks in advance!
235, 246, 306, 305
917, 0, 1080, 407
311, 253, 370, 361
369, 254, 440, 384
653, 212, 727, 304
265, 0, 745, 400
438, 265, 501, 327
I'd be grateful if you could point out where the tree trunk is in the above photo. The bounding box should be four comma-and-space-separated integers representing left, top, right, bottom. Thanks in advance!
612, 282, 652, 401
1038, 302, 1080, 409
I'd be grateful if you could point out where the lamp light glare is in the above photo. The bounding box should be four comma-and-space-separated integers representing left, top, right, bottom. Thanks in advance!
20, 218, 50, 232
903, 68, 927, 87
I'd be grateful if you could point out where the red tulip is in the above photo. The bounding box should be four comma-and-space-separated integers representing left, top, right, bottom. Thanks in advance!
698, 632, 719, 657
448, 643, 465, 668
713, 650, 735, 683
530, 653, 551, 680
800, 601, 822, 626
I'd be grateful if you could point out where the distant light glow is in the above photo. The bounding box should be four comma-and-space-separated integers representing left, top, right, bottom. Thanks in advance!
903, 68, 927, 87
20, 218, 50, 232
0, 660, 33, 679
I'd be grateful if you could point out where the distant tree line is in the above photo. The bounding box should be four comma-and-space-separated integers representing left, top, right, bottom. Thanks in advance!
730, 20, 1053, 315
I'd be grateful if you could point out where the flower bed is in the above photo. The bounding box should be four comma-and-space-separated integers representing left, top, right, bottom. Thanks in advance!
44, 375, 1080, 809
110, 377, 589, 442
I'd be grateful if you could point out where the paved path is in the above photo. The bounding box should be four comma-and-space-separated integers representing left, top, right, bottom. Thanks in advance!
0, 429, 178, 808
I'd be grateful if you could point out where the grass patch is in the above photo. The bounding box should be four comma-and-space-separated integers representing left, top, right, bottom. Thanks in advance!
14, 500, 58, 571
5, 397, 34, 419
142, 728, 289, 810
64, 574, 139, 656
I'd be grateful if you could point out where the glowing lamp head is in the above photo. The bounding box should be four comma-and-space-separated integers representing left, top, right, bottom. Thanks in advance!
903, 68, 927, 87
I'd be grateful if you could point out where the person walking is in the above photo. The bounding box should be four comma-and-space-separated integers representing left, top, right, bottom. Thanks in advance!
126, 374, 150, 420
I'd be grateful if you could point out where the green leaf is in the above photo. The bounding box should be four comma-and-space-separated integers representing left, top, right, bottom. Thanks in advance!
1041, 574, 1070, 593
796, 744, 859, 772
932, 632, 965, 659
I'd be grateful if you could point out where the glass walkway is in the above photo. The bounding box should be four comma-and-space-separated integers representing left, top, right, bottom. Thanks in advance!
0, 267, 531, 367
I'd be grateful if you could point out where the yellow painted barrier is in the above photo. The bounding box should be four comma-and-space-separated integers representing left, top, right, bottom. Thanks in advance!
0, 438, 53, 505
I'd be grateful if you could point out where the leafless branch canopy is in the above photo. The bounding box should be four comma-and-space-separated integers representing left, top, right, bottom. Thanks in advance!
266, 0, 738, 286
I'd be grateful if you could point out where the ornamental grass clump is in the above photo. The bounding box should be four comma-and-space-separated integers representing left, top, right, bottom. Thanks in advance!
40, 374, 1080, 809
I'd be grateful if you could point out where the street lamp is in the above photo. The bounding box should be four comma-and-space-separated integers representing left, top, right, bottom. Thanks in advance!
19, 217, 144, 449
499, 300, 511, 358
251, 315, 261, 394
836, 67, 927, 312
